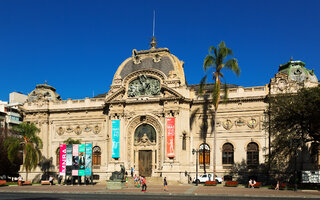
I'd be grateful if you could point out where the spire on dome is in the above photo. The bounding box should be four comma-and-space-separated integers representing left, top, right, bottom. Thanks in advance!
150, 36, 157, 49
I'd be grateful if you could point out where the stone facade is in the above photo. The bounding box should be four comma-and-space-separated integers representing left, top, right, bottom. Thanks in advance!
20, 43, 318, 183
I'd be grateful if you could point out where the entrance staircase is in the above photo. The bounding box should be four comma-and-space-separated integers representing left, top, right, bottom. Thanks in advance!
127, 176, 180, 186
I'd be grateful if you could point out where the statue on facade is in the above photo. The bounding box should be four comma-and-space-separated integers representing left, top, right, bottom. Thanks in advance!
128, 75, 160, 97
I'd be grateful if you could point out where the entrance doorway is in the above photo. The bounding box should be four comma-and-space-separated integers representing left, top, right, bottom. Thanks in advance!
139, 150, 152, 177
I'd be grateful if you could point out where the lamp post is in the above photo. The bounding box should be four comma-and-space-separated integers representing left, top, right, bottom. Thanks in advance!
291, 139, 299, 191
192, 148, 199, 186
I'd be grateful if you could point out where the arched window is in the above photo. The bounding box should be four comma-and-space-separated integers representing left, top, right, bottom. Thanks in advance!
247, 142, 259, 166
222, 143, 234, 164
92, 146, 101, 166
199, 143, 210, 165
56, 147, 60, 166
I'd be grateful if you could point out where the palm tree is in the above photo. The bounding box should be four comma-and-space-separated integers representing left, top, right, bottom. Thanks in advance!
200, 41, 240, 177
4, 122, 43, 181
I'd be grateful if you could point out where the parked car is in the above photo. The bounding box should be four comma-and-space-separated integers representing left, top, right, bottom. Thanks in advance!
193, 174, 223, 184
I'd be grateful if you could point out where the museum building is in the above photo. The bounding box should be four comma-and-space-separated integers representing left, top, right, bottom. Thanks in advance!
20, 39, 319, 183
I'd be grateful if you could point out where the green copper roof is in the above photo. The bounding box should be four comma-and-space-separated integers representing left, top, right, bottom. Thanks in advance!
278, 59, 318, 83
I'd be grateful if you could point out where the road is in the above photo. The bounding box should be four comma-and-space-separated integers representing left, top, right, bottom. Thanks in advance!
1, 192, 319, 200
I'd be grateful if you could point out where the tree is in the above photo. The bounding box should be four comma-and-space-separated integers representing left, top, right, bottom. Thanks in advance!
201, 41, 240, 176
56, 137, 82, 157
4, 122, 42, 181
267, 86, 320, 182
63, 138, 81, 145
0, 128, 21, 178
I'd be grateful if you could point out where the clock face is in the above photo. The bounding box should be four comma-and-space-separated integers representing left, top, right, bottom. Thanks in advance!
278, 79, 286, 91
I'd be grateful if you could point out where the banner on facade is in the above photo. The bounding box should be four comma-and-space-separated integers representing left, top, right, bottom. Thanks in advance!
85, 143, 92, 176
112, 120, 120, 158
66, 144, 73, 176
78, 144, 86, 176
166, 117, 175, 157
59, 144, 66, 176
72, 144, 79, 176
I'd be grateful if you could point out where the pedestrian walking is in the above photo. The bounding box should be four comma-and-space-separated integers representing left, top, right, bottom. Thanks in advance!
131, 167, 134, 177
275, 181, 280, 190
163, 177, 168, 191
141, 176, 147, 192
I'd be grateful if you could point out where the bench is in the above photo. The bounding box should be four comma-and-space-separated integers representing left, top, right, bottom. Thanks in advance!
253, 182, 261, 188
23, 181, 32, 186
41, 180, 50, 185
0, 180, 6, 186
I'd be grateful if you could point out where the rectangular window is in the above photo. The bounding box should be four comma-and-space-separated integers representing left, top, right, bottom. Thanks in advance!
222, 152, 234, 164
199, 152, 210, 165
182, 135, 186, 150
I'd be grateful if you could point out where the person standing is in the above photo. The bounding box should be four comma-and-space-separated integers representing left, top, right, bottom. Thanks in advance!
125, 175, 128, 187
134, 174, 138, 187
131, 167, 134, 177
18, 175, 23, 186
49, 175, 54, 186
163, 177, 168, 191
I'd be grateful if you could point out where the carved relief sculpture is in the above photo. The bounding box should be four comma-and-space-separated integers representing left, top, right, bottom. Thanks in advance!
247, 118, 257, 129
66, 126, 73, 133
223, 119, 233, 130
75, 126, 82, 135
127, 75, 160, 97
93, 125, 101, 134
57, 127, 64, 135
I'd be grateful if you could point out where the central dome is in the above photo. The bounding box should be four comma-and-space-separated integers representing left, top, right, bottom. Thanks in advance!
112, 41, 186, 87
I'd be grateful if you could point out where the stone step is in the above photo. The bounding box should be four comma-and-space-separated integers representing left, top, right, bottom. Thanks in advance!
127, 176, 179, 186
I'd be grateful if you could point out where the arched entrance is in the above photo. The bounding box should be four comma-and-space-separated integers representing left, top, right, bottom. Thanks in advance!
134, 124, 156, 177
127, 115, 162, 177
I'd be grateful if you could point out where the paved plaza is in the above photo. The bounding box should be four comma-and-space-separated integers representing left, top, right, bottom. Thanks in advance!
1, 183, 320, 199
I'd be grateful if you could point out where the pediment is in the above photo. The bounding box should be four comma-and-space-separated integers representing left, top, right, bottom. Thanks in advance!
106, 84, 185, 103
160, 85, 184, 99
105, 87, 125, 102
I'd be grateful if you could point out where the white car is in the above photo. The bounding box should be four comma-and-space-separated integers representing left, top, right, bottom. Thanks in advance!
193, 174, 223, 184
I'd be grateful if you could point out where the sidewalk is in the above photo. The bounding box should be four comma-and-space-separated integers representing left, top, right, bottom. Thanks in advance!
1, 183, 320, 198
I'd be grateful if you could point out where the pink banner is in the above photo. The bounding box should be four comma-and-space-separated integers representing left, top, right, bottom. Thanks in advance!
59, 144, 66, 176
73, 144, 79, 156
166, 117, 175, 158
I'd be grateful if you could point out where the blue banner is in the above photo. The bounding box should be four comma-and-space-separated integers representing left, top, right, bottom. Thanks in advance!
85, 143, 92, 176
112, 120, 120, 158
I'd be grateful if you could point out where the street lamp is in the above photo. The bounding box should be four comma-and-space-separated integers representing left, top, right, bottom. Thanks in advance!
291, 139, 300, 191
192, 148, 199, 186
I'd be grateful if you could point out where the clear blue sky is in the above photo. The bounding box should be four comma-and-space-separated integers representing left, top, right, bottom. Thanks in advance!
1, 0, 319, 101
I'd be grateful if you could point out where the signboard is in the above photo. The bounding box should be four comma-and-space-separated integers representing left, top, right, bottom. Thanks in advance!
112, 120, 120, 158
72, 144, 79, 176
85, 143, 92, 176
59, 144, 66, 176
66, 144, 73, 176
166, 117, 175, 158
302, 171, 320, 183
